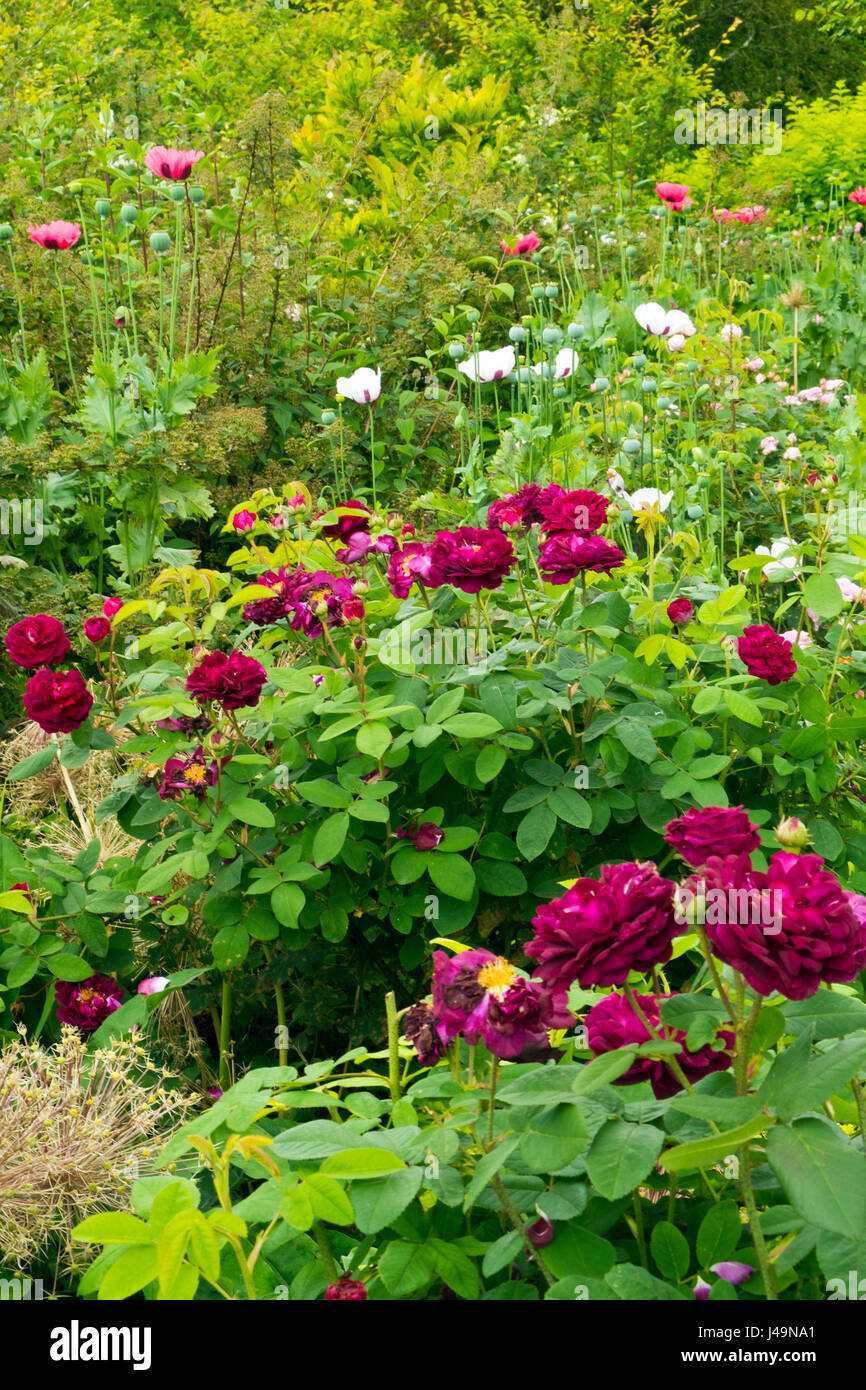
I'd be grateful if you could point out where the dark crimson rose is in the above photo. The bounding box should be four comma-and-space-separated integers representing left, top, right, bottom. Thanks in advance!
386, 542, 436, 599
84, 616, 111, 643
403, 1002, 447, 1066
324, 1274, 367, 1301
666, 597, 694, 626
526, 861, 679, 990
737, 624, 797, 684
341, 597, 365, 624
585, 992, 734, 1099
538, 533, 625, 584
432, 949, 573, 1060
186, 650, 267, 710
316, 500, 372, 543
242, 566, 309, 627
526, 1215, 555, 1247
487, 483, 545, 531
11, 882, 32, 903
55, 973, 124, 1034
158, 746, 222, 801
428, 526, 515, 594
5, 614, 70, 668
684, 851, 866, 1000
664, 805, 760, 867
538, 488, 609, 536
155, 712, 212, 736
23, 669, 93, 733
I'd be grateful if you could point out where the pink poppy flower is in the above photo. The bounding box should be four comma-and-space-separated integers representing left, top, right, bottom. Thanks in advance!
500, 230, 540, 257
655, 182, 693, 212
848, 188, 866, 206
144, 146, 205, 181
27, 221, 81, 250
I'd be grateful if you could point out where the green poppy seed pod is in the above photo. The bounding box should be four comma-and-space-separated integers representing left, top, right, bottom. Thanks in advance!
120, 203, 139, 225
553, 384, 567, 399
149, 231, 171, 255
465, 308, 479, 324
633, 352, 647, 369
829, 199, 838, 211
80, 250, 95, 265
544, 283, 559, 298
614, 214, 625, 226
321, 410, 336, 426
685, 359, 700, 373
642, 377, 657, 393
814, 200, 825, 212
166, 185, 186, 204
0, 223, 13, 241
508, 325, 526, 343
593, 376, 610, 392
625, 245, 637, 257
542, 325, 562, 344
590, 205, 602, 217
564, 210, 578, 224
566, 322, 584, 339
619, 508, 633, 524
94, 198, 111, 218
623, 438, 641, 456
530, 284, 546, 299
188, 186, 206, 204
657, 395, 672, 410
448, 341, 465, 359
686, 504, 703, 520
535, 362, 552, 380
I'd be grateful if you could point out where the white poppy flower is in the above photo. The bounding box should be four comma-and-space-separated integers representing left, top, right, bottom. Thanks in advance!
337, 366, 382, 404
755, 539, 799, 582
634, 302, 696, 338
532, 348, 579, 380
626, 487, 674, 513
457, 346, 516, 383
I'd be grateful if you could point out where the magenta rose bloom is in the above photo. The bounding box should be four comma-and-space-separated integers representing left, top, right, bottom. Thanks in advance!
158, 746, 222, 801
585, 992, 734, 1099
667, 598, 694, 626
432, 948, 573, 1059
324, 1274, 367, 1301
539, 488, 609, 536
526, 861, 679, 991
487, 483, 547, 531
685, 851, 866, 1000
316, 500, 372, 543
186, 650, 267, 710
428, 527, 515, 594
664, 805, 760, 868
386, 542, 436, 599
84, 616, 111, 644
396, 820, 444, 851
737, 624, 797, 684
538, 533, 625, 584
5, 615, 70, 668
55, 973, 124, 1034
23, 669, 93, 733
403, 1002, 447, 1066
102, 597, 124, 618
289, 571, 356, 637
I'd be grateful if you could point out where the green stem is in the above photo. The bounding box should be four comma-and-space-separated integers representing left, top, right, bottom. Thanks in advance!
313, 1221, 339, 1282
385, 990, 401, 1104
53, 261, 78, 402
219, 975, 232, 1090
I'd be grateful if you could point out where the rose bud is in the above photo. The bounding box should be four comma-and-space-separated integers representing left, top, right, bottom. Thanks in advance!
775, 816, 811, 851
527, 1214, 555, 1247
84, 616, 112, 643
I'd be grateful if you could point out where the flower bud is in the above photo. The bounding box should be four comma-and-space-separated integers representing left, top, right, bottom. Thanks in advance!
166, 184, 186, 203
448, 341, 465, 359
544, 283, 559, 298
527, 1214, 555, 1247
542, 325, 562, 344
776, 817, 811, 851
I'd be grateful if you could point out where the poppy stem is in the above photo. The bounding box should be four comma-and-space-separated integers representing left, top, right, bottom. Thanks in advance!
385, 990, 401, 1104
